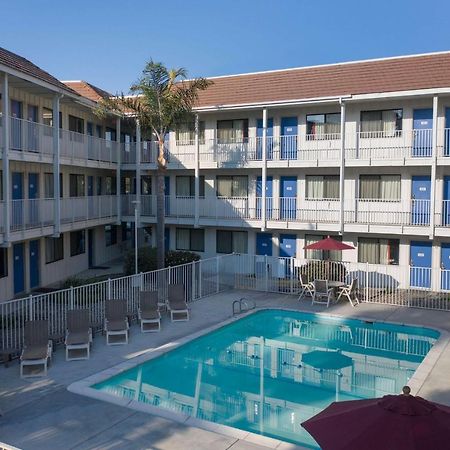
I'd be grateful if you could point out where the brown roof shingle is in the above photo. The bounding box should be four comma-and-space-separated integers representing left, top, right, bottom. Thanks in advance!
195, 52, 450, 108
63, 81, 112, 102
0, 47, 77, 94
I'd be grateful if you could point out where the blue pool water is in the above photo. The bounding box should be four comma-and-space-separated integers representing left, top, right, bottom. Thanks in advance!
94, 310, 439, 448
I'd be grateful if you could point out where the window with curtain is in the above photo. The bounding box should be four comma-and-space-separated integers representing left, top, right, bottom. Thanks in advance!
359, 175, 401, 200
121, 177, 136, 195
306, 175, 340, 199
176, 228, 204, 252
69, 174, 85, 197
45, 236, 64, 264
44, 173, 63, 198
360, 109, 403, 135
70, 230, 85, 256
176, 176, 205, 197
217, 119, 249, 143
176, 121, 205, 145
306, 113, 341, 138
216, 230, 248, 254
358, 238, 399, 265
216, 176, 248, 197
142, 176, 152, 195
0, 248, 7, 278
305, 234, 342, 261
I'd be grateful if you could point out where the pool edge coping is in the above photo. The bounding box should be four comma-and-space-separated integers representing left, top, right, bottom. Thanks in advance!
67, 306, 449, 450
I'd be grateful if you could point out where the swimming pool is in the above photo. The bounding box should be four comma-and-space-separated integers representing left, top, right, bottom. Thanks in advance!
91, 310, 439, 448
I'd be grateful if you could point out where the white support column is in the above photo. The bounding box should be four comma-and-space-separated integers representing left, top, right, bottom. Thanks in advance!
52, 94, 61, 237
261, 107, 268, 231
116, 117, 121, 225
339, 99, 346, 235
135, 119, 141, 227
1, 72, 10, 245
194, 113, 200, 227
430, 95, 438, 239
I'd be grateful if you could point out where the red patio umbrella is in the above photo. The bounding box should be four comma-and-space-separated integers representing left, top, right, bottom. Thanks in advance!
301, 386, 450, 450
304, 236, 355, 251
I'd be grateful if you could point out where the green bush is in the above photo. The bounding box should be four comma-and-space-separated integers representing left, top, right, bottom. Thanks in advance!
123, 247, 200, 275
299, 260, 347, 283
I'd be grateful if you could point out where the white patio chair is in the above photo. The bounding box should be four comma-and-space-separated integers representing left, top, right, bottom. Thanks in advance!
311, 279, 334, 308
297, 274, 314, 300
337, 278, 360, 307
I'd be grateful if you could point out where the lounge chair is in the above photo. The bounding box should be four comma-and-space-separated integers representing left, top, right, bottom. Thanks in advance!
168, 284, 189, 322
20, 320, 53, 378
139, 290, 161, 332
65, 309, 92, 360
297, 274, 314, 300
337, 278, 360, 307
311, 279, 334, 308
104, 299, 129, 345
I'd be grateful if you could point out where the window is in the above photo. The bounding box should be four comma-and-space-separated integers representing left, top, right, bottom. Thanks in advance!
360, 109, 402, 135
105, 225, 117, 246
70, 230, 86, 256
68, 115, 84, 134
69, 174, 85, 197
305, 234, 342, 261
306, 113, 341, 137
105, 127, 116, 141
306, 175, 340, 199
359, 175, 401, 200
105, 176, 117, 195
176, 176, 205, 197
0, 248, 7, 278
216, 230, 248, 254
96, 176, 102, 195
176, 228, 204, 252
121, 222, 132, 241
216, 175, 248, 197
176, 121, 205, 145
44, 173, 63, 198
45, 236, 64, 263
358, 238, 399, 265
142, 176, 152, 195
42, 108, 62, 128
96, 125, 103, 138
217, 119, 248, 143
121, 177, 136, 195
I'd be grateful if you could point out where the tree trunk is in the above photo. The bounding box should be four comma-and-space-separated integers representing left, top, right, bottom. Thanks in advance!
156, 140, 166, 269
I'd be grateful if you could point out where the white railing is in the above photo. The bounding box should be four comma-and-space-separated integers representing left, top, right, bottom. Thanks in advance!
437, 200, 450, 226
60, 195, 117, 224
0, 254, 236, 350
10, 198, 54, 232
10, 117, 54, 156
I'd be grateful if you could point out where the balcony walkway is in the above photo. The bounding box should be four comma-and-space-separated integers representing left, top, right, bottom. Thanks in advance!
1, 290, 450, 450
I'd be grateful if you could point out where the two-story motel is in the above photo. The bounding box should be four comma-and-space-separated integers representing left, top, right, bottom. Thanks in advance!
2, 47, 450, 301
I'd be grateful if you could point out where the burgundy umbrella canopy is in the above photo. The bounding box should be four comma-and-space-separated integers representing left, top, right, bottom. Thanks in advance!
304, 236, 355, 251
301, 387, 450, 450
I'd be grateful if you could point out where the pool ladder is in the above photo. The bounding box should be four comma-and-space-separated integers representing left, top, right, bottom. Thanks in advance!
232, 297, 256, 316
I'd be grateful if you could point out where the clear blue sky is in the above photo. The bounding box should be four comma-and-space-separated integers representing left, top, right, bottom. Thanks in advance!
3, 0, 450, 93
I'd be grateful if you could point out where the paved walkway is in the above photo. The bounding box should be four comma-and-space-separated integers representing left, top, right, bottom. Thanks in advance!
1, 291, 450, 450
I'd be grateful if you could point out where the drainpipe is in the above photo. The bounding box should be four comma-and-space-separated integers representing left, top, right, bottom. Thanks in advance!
430, 95, 438, 239
194, 113, 200, 227
1, 73, 10, 246
116, 116, 121, 225
52, 94, 62, 237
261, 107, 268, 231
339, 98, 346, 235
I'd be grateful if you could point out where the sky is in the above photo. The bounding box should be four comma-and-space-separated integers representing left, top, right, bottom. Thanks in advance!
2, 0, 450, 93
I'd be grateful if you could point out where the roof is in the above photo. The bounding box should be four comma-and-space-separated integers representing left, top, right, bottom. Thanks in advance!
63, 80, 112, 102
0, 47, 77, 94
195, 52, 450, 108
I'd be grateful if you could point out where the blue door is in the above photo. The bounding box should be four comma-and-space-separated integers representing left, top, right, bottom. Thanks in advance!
410, 241, 432, 288
29, 240, 40, 289
281, 117, 298, 160
12, 172, 23, 228
13, 243, 25, 294
256, 118, 273, 160
165, 176, 170, 215
413, 109, 433, 157
411, 176, 431, 225
164, 227, 170, 251
441, 244, 450, 290
256, 232, 272, 256
87, 176, 94, 218
256, 176, 273, 219
444, 177, 450, 226
28, 173, 39, 225
279, 234, 297, 258
280, 176, 297, 220
11, 100, 22, 150
445, 108, 450, 156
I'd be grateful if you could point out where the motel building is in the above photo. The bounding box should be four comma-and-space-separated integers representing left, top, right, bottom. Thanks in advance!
1, 47, 450, 302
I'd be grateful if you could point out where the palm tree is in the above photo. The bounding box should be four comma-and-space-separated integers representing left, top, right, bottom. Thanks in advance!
98, 61, 211, 269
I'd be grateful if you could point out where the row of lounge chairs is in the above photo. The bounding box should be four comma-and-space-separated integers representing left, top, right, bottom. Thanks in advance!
19, 284, 189, 378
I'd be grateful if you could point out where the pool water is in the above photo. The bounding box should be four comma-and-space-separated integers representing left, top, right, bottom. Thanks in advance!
94, 310, 439, 448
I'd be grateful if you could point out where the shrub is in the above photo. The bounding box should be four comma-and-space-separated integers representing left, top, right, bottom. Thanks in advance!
299, 260, 347, 283
123, 247, 200, 275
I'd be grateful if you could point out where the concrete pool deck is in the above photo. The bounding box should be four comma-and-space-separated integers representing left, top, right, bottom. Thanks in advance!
1, 290, 450, 450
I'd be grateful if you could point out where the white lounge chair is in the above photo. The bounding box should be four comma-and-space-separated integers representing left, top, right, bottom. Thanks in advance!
311, 279, 334, 308
297, 274, 314, 300
337, 278, 360, 307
